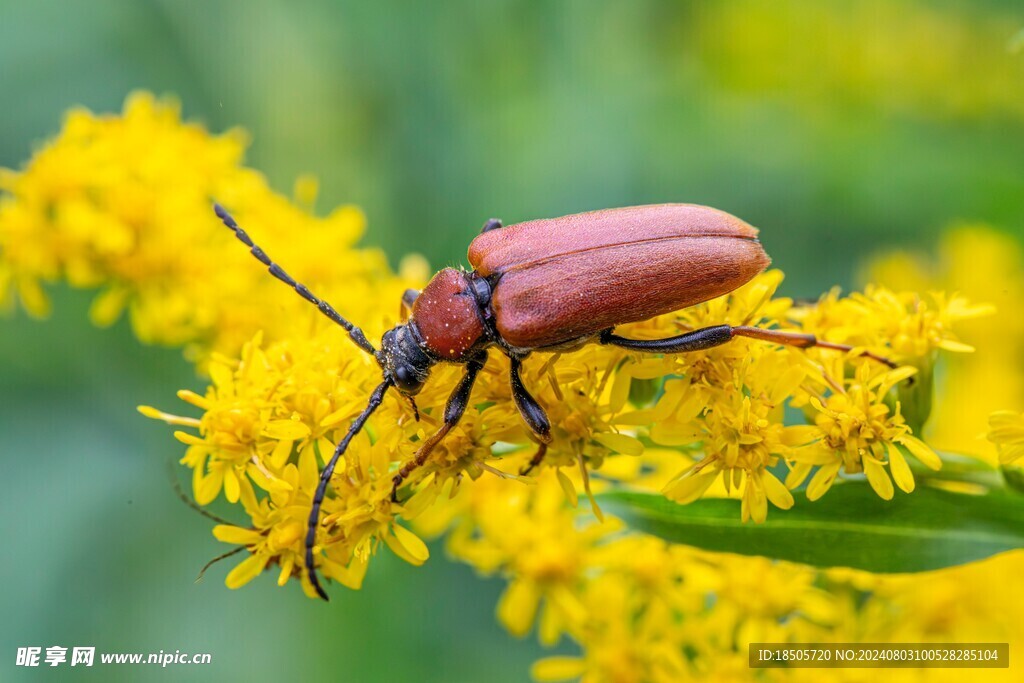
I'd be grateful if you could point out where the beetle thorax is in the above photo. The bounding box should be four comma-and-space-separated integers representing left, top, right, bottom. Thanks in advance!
409, 268, 488, 361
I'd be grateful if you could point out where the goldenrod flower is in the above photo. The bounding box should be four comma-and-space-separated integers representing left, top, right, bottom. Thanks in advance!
788, 363, 941, 500
791, 286, 987, 364
0, 91, 392, 359
657, 358, 813, 523
865, 227, 1016, 463
987, 411, 1024, 466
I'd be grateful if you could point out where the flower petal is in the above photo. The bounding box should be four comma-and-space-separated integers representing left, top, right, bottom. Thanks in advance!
762, 470, 794, 510
863, 456, 894, 500
225, 552, 269, 589
384, 524, 430, 566
806, 462, 840, 501
887, 442, 915, 493
530, 657, 588, 682
263, 419, 311, 440
497, 578, 540, 637
899, 435, 942, 470
592, 432, 644, 456
213, 525, 262, 545
662, 468, 717, 504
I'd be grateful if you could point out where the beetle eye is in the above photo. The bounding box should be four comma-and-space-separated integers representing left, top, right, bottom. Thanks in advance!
392, 364, 424, 394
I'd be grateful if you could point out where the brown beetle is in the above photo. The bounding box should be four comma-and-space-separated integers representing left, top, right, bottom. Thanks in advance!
214, 203, 891, 600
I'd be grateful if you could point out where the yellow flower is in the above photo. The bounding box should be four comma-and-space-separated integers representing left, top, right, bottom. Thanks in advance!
987, 411, 1024, 466
789, 363, 941, 500
657, 357, 813, 522
448, 474, 612, 642
864, 227, 1017, 463
792, 285, 987, 364
0, 91, 392, 360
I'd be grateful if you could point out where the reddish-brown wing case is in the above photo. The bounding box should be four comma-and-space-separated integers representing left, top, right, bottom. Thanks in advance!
468, 204, 770, 349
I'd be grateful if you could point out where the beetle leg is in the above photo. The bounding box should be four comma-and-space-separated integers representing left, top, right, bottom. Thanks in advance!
520, 442, 548, 476
730, 326, 898, 368
391, 352, 487, 502
601, 325, 897, 368
509, 356, 553, 474
480, 218, 503, 233
400, 288, 420, 321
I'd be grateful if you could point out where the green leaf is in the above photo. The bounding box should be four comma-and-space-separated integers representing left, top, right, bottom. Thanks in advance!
600, 484, 1024, 573
1002, 466, 1024, 495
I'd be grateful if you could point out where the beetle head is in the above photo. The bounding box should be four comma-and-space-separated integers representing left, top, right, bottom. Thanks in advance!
378, 324, 434, 395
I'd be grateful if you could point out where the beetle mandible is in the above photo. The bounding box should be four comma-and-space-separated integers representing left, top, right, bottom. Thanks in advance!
214, 203, 893, 600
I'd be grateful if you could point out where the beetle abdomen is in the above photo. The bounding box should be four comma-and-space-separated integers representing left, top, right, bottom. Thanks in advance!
468, 205, 769, 349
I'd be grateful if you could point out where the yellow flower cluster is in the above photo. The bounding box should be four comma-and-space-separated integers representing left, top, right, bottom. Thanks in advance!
0, 91, 396, 360
5, 94, 1021, 683
626, 278, 980, 520
866, 227, 1024, 469
451, 470, 1024, 683
149, 266, 979, 595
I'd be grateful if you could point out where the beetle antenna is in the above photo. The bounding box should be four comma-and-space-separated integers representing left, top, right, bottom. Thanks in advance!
213, 203, 377, 356
195, 546, 247, 583
406, 395, 420, 422
306, 379, 392, 601
167, 460, 237, 526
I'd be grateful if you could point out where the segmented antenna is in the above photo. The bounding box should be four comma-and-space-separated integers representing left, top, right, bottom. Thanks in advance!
305, 379, 392, 601
213, 203, 377, 356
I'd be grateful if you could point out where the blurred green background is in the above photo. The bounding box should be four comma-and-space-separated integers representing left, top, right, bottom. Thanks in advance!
1, 1, 1022, 681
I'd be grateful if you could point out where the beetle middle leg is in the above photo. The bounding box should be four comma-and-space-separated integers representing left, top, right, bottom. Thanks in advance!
601, 325, 896, 368
508, 356, 553, 475
390, 352, 486, 502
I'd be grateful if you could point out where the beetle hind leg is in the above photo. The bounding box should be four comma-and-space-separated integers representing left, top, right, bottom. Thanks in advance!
730, 326, 897, 368
601, 325, 896, 368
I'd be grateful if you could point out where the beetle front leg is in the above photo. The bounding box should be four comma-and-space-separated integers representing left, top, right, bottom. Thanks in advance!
509, 356, 553, 474
391, 352, 486, 502
601, 325, 896, 368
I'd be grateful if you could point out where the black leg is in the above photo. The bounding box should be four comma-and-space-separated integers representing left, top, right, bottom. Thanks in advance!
306, 380, 392, 601
391, 353, 487, 501
601, 325, 896, 368
509, 356, 553, 474
600, 325, 734, 353
480, 218, 503, 233
214, 204, 377, 356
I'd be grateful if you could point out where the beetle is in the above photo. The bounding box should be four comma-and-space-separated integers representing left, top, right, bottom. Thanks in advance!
214, 202, 892, 600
